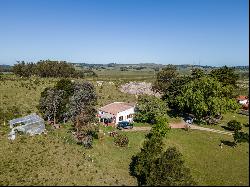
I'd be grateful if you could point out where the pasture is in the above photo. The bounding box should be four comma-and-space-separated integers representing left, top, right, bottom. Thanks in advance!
0, 71, 249, 186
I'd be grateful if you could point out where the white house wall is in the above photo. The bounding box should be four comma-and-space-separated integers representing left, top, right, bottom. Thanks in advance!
239, 100, 248, 105
115, 107, 135, 124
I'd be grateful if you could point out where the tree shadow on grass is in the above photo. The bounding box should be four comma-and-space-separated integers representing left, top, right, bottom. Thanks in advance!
220, 140, 236, 147
221, 126, 233, 131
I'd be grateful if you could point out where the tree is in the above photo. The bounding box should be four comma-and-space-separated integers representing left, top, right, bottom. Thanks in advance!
74, 111, 99, 148
175, 77, 240, 121
13, 60, 97, 78
38, 88, 65, 124
147, 147, 196, 186
69, 82, 98, 148
134, 95, 168, 124
191, 68, 205, 79
162, 76, 192, 108
130, 133, 196, 186
227, 120, 242, 131
210, 66, 239, 87
152, 64, 178, 94
151, 115, 170, 137
69, 82, 97, 121
130, 133, 164, 186
55, 78, 75, 122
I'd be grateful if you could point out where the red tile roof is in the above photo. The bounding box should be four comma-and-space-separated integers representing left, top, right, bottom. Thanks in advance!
99, 102, 135, 115
236, 95, 248, 101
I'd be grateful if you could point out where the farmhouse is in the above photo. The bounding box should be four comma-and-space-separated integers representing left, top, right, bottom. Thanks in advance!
98, 102, 135, 125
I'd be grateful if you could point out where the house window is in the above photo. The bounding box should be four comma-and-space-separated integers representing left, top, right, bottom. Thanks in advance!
127, 114, 133, 119
119, 116, 123, 121
127, 114, 132, 119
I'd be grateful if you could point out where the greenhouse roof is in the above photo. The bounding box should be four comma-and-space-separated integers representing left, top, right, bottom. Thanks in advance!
9, 113, 44, 128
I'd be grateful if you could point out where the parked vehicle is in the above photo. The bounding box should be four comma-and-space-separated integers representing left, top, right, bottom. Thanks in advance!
117, 121, 133, 130
185, 117, 193, 124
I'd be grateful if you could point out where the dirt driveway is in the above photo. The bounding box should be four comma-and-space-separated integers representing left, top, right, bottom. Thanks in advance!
121, 122, 185, 132
122, 122, 233, 136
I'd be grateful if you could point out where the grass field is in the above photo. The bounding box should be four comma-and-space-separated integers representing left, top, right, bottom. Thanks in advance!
0, 124, 248, 186
0, 73, 249, 186
199, 112, 249, 133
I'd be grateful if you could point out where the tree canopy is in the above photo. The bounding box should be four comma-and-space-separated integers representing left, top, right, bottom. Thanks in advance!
130, 132, 195, 186
13, 60, 97, 78
154, 65, 240, 121
152, 64, 178, 94
175, 76, 239, 120
134, 95, 168, 124
210, 66, 239, 87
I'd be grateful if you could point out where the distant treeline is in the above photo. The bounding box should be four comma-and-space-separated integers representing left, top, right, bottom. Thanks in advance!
0, 65, 12, 72
12, 60, 97, 78
72, 62, 249, 70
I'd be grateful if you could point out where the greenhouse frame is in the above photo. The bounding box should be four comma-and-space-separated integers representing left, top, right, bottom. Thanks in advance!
8, 113, 45, 140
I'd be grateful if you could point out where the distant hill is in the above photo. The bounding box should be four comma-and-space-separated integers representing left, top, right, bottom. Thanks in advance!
1, 62, 248, 72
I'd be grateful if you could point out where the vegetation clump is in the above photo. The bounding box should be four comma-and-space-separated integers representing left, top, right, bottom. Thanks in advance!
13, 60, 97, 78
134, 95, 168, 124
114, 134, 129, 147
39, 79, 98, 148
129, 132, 196, 186
227, 120, 242, 131
153, 65, 240, 122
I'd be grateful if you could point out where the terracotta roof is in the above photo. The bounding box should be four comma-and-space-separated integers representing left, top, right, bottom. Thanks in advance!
99, 102, 135, 115
236, 95, 248, 101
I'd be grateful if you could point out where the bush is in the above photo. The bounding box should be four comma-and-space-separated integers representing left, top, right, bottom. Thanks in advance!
114, 134, 129, 147
227, 120, 242, 131
233, 131, 249, 144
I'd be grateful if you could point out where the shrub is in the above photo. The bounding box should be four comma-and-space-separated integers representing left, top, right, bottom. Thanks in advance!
114, 134, 129, 147
233, 131, 249, 144
227, 120, 242, 131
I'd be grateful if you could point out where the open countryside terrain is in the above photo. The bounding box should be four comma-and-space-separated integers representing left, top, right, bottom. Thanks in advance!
0, 70, 249, 186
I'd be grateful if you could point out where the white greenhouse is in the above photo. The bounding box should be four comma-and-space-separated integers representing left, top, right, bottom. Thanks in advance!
8, 113, 45, 140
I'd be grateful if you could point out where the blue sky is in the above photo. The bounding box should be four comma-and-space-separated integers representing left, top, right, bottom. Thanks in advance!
0, 0, 248, 66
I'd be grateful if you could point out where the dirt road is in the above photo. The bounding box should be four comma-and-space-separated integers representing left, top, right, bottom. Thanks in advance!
122, 122, 233, 136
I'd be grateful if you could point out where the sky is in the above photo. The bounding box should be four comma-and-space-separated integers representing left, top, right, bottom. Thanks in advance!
0, 0, 249, 66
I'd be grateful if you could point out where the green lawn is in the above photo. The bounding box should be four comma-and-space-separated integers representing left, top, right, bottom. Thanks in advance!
0, 123, 248, 186
166, 129, 249, 186
199, 112, 249, 133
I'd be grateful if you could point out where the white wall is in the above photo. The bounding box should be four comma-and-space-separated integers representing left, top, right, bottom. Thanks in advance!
239, 100, 248, 105
115, 107, 135, 124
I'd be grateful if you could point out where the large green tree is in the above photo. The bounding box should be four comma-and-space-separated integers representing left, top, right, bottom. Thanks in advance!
210, 66, 239, 87
69, 82, 98, 148
152, 64, 178, 94
134, 95, 168, 124
147, 147, 196, 186
130, 133, 164, 186
130, 132, 195, 186
39, 88, 65, 124
175, 76, 240, 120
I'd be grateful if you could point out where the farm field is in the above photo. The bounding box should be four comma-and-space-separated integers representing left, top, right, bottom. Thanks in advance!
0, 71, 249, 186
0, 124, 248, 186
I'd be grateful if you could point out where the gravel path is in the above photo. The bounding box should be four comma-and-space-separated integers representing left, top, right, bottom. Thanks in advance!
122, 122, 233, 136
